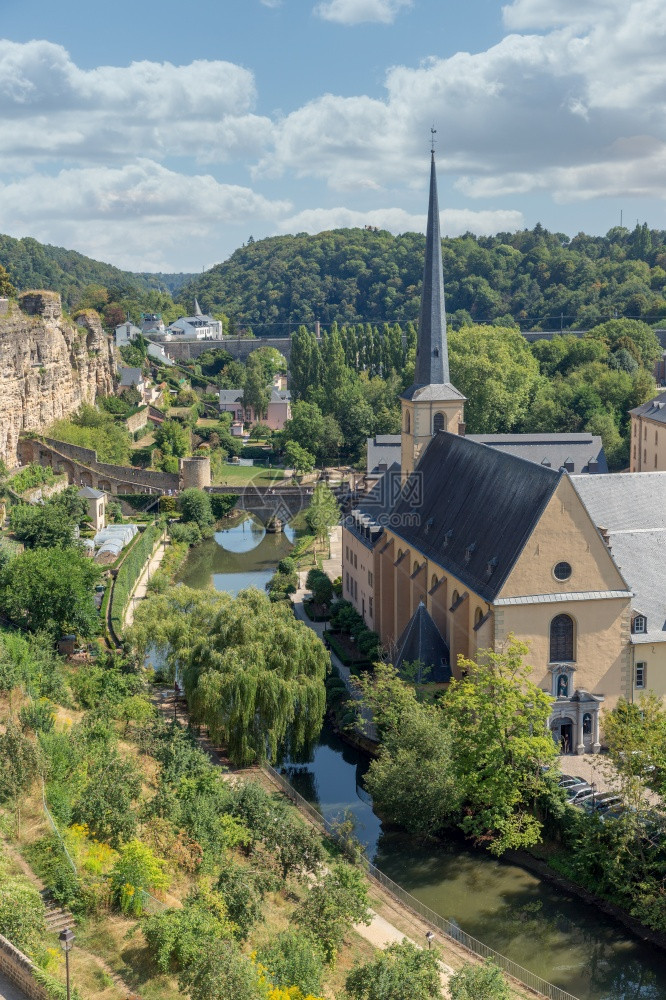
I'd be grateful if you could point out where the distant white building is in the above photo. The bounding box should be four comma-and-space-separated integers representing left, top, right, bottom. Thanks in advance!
114, 320, 142, 347
167, 299, 223, 340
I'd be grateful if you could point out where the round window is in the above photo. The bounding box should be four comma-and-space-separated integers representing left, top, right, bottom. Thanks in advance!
553, 561, 572, 581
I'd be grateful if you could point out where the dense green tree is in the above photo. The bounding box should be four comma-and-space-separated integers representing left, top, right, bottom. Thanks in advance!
49, 406, 132, 465
449, 325, 542, 433
243, 356, 271, 420
295, 862, 370, 963
345, 940, 443, 1000
0, 263, 16, 296
0, 723, 41, 836
10, 487, 86, 549
359, 668, 460, 837
155, 419, 190, 458
290, 326, 322, 400
0, 547, 100, 635
110, 840, 169, 916
448, 961, 511, 1000
305, 484, 339, 553
258, 931, 324, 997
74, 753, 142, 847
130, 587, 328, 766
285, 440, 316, 475
179, 488, 214, 527
0, 877, 45, 953
178, 939, 266, 1000
441, 639, 559, 855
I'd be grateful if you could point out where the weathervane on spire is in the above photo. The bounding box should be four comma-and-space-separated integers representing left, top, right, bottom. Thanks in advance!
430, 126, 437, 153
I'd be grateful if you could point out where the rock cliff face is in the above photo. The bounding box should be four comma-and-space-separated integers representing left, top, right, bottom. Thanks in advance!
0, 291, 115, 468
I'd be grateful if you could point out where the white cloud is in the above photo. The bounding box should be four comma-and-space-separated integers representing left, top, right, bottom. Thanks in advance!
260, 0, 666, 210
0, 40, 272, 170
260, 0, 283, 6
0, 161, 291, 271
315, 0, 412, 25
278, 206, 524, 236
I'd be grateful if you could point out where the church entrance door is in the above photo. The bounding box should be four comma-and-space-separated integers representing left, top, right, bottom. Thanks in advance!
551, 717, 574, 754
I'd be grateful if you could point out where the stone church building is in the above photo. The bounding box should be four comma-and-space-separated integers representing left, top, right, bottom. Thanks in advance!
341, 151, 666, 754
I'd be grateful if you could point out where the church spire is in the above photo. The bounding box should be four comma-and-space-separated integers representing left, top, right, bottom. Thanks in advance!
415, 148, 449, 385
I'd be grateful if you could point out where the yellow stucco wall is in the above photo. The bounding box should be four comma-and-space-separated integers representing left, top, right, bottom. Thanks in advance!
499, 476, 627, 599
401, 397, 464, 477
341, 525, 378, 628
630, 413, 666, 472
630, 641, 666, 702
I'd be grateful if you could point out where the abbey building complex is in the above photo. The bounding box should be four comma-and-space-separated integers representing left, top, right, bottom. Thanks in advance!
342, 152, 666, 755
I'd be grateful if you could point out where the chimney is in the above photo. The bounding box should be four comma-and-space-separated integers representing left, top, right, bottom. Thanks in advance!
458, 421, 466, 436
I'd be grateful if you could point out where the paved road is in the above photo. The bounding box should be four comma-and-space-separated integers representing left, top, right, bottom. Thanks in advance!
0, 972, 29, 1000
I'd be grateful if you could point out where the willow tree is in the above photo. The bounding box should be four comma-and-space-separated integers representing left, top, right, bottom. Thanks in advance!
129, 586, 328, 766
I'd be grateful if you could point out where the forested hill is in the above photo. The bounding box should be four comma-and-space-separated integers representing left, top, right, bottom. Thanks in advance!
178, 223, 666, 332
0, 233, 194, 308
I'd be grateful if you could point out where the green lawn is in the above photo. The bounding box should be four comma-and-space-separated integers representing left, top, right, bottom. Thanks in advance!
214, 463, 285, 486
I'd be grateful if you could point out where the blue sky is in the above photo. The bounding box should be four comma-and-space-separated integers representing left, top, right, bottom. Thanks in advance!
0, 0, 664, 272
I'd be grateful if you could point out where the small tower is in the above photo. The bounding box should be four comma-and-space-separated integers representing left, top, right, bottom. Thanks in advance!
401, 145, 465, 477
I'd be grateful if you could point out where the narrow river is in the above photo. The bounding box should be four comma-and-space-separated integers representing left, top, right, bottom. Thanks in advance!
177, 514, 666, 1000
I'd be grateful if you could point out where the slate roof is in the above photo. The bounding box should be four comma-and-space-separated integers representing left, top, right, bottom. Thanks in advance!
412, 151, 450, 387
219, 390, 244, 405
119, 367, 143, 386
572, 472, 666, 642
467, 432, 608, 475
629, 389, 666, 424
366, 434, 401, 475
269, 388, 291, 403
401, 382, 466, 402
391, 432, 562, 603
78, 486, 105, 499
346, 462, 401, 550
394, 601, 451, 682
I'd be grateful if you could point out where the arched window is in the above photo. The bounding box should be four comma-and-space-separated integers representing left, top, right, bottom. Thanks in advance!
397, 548, 403, 560
550, 614, 575, 662
557, 674, 569, 697
405, 411, 411, 434
413, 560, 420, 575
583, 712, 592, 735
475, 607, 484, 626
451, 589, 459, 606
431, 574, 438, 590
433, 411, 446, 434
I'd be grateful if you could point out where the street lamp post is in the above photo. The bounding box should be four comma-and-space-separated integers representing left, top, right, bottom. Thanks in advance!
59, 928, 74, 1000
591, 781, 597, 808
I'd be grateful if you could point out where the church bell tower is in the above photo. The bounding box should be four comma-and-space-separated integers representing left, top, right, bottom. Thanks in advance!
401, 146, 465, 478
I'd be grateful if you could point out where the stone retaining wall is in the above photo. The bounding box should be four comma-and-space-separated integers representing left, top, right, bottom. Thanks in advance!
125, 407, 149, 434
0, 934, 49, 1000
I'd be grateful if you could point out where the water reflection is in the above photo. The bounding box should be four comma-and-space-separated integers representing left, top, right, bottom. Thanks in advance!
176, 513, 296, 597
282, 720, 666, 1000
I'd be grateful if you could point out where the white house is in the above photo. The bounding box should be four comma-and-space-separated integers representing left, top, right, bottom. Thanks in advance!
115, 320, 142, 347
167, 299, 223, 340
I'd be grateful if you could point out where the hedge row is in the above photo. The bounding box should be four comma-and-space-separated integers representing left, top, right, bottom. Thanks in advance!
325, 632, 371, 669
109, 522, 163, 637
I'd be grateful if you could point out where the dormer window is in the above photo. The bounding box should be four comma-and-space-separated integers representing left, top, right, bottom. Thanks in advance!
443, 529, 453, 548
464, 542, 476, 563
485, 557, 498, 579
633, 615, 647, 634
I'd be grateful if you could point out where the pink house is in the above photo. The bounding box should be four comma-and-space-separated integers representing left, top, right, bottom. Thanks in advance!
219, 388, 291, 431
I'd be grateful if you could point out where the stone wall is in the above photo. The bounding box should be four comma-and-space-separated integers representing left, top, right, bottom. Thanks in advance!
125, 407, 149, 434
21, 437, 180, 494
0, 933, 49, 1000
160, 335, 297, 364
0, 293, 115, 469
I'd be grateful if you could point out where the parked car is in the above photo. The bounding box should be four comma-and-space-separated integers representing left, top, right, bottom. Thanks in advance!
558, 775, 587, 788
566, 783, 592, 802
582, 794, 623, 814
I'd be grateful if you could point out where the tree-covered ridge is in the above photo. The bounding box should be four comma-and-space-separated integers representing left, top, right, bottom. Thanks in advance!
177, 223, 666, 331
0, 232, 195, 309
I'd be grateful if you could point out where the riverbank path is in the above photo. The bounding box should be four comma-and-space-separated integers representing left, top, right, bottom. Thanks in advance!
123, 535, 168, 629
